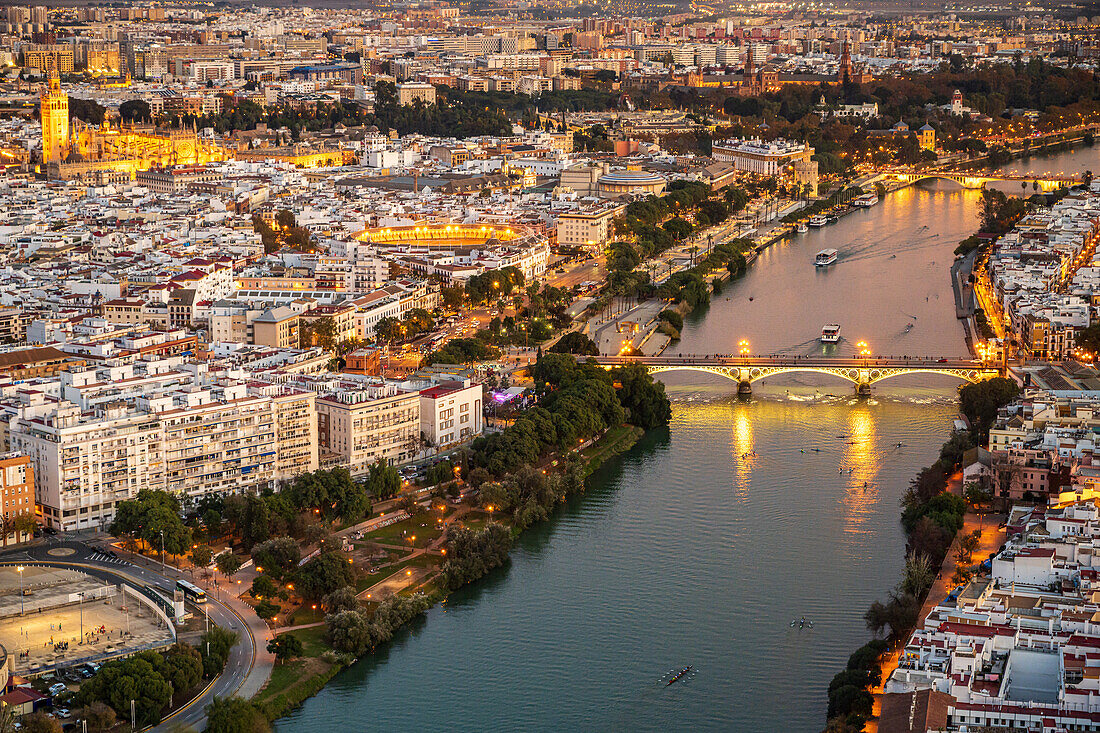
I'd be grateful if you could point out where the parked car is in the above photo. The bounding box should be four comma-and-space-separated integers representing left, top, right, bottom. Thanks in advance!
55, 709, 71, 719
48, 683, 66, 696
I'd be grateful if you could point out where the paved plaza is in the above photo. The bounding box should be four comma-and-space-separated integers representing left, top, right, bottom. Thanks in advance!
0, 567, 174, 674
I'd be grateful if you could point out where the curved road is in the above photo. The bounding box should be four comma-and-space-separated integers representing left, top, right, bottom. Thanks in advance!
3, 538, 272, 731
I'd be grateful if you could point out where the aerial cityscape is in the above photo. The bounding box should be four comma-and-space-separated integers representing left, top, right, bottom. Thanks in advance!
0, 0, 1094, 731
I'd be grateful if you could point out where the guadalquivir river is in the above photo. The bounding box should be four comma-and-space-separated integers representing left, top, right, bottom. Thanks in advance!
280, 145, 1100, 732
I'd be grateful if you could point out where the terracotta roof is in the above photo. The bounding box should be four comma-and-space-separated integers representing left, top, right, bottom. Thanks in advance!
0, 346, 74, 369
879, 689, 954, 733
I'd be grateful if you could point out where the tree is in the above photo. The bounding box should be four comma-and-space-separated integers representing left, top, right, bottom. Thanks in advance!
200, 627, 239, 678
204, 697, 271, 733
254, 600, 280, 621
119, 99, 151, 123
267, 633, 304, 663
958, 377, 1021, 442
250, 574, 278, 600
275, 210, 295, 230
21, 713, 61, 733
250, 537, 301, 580
364, 461, 401, 500
190, 545, 213, 572
325, 609, 373, 654
374, 316, 402, 343
322, 585, 360, 614
111, 489, 193, 557
68, 97, 106, 125
1076, 323, 1100, 358
899, 553, 935, 598
77, 702, 116, 732
163, 644, 204, 696
439, 523, 513, 590
611, 363, 672, 429
440, 285, 465, 310
294, 549, 355, 601
959, 530, 982, 562
549, 332, 599, 356
215, 552, 242, 579
75, 652, 173, 726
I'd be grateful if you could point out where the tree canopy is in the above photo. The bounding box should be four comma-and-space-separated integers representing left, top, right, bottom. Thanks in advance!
111, 490, 192, 556
958, 377, 1021, 442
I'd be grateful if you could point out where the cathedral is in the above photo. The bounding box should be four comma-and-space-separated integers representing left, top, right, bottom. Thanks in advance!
40, 68, 230, 182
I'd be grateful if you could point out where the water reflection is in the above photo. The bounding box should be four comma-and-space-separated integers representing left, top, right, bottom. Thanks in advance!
842, 407, 878, 537
732, 402, 754, 502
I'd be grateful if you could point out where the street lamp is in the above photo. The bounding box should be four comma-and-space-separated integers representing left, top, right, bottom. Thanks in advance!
17, 566, 24, 616
739, 339, 750, 356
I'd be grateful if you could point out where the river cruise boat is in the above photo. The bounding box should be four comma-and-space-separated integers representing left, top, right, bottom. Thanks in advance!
808, 215, 828, 227
853, 192, 879, 207
815, 248, 839, 267
821, 324, 842, 343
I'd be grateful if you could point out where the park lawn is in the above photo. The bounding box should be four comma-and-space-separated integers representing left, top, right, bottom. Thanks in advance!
293, 625, 329, 656
284, 604, 326, 627
354, 552, 441, 593
365, 511, 449, 548
255, 626, 335, 719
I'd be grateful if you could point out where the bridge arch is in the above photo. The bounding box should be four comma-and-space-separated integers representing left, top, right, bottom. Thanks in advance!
638, 364, 999, 394
886, 173, 1069, 193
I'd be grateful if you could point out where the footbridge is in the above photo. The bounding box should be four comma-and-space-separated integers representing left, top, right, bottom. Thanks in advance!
594, 355, 1003, 395
884, 171, 1080, 192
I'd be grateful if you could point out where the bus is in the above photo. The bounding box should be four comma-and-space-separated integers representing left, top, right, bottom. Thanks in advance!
176, 579, 207, 604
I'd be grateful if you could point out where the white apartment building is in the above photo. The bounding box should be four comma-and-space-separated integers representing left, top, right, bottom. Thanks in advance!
6, 367, 319, 531
315, 382, 420, 473
556, 202, 627, 251
419, 380, 482, 448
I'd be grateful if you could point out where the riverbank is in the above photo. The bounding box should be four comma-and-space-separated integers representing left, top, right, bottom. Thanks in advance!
255, 419, 648, 723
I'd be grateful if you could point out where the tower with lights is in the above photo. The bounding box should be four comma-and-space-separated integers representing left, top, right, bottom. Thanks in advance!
40, 65, 70, 166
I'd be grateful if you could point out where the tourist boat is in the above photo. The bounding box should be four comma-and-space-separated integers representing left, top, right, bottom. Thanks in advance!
854, 192, 879, 207
815, 249, 839, 267
797, 222, 809, 233
808, 215, 828, 228
666, 666, 693, 686
821, 324, 842, 343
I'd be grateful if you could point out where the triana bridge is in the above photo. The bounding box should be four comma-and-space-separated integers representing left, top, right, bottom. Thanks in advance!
884, 171, 1080, 192
592, 355, 1003, 395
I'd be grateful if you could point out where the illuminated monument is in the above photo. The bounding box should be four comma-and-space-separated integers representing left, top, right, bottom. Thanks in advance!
40, 68, 69, 166
40, 70, 230, 181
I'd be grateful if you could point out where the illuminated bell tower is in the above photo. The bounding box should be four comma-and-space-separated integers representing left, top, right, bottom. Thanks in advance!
40, 66, 70, 166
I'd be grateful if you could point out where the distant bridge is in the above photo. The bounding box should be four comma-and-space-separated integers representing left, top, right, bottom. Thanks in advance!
594, 355, 1003, 395
885, 171, 1080, 192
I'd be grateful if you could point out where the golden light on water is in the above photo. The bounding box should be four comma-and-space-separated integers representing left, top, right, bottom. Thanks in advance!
842, 407, 878, 538
731, 404, 754, 503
